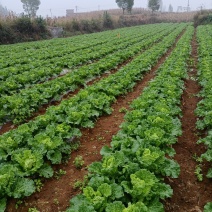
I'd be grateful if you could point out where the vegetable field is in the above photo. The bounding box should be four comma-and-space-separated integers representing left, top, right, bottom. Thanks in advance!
0, 23, 212, 212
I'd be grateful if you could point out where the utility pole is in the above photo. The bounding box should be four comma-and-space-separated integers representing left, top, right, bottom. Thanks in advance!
98, 5, 100, 11
75, 6, 78, 13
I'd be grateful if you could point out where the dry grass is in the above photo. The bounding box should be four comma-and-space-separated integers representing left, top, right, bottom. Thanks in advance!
47, 8, 196, 26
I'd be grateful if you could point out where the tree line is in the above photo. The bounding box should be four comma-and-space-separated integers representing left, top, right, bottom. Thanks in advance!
18, 0, 172, 18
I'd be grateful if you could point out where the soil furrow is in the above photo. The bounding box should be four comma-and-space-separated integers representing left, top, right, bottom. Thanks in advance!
6, 30, 185, 212
164, 29, 212, 212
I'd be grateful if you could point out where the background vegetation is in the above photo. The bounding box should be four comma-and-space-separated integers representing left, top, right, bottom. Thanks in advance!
0, 8, 211, 45
0, 15, 50, 44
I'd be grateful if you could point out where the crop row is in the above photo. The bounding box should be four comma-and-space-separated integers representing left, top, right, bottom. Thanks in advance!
0, 24, 185, 125
0, 25, 146, 68
0, 24, 188, 209
0, 24, 168, 83
0, 25, 163, 93
66, 26, 194, 212
195, 25, 212, 210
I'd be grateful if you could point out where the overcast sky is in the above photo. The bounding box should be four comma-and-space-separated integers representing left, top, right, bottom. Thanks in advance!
0, 0, 212, 17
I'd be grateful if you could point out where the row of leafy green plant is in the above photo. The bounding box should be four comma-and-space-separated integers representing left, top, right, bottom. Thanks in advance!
0, 23, 171, 81
0, 24, 143, 68
195, 25, 212, 211
0, 24, 184, 125
1, 24, 166, 94
66, 25, 194, 212
0, 24, 187, 210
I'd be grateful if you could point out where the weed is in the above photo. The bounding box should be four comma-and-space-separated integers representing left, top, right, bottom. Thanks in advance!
70, 141, 81, 151
15, 200, 23, 209
73, 156, 84, 169
195, 164, 203, 181
119, 107, 128, 113
73, 175, 88, 190
34, 179, 43, 192
55, 169, 67, 179
73, 180, 83, 189
53, 198, 59, 205
193, 154, 203, 163
28, 208, 40, 212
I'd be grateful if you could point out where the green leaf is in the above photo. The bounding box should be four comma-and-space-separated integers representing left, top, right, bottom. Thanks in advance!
206, 168, 212, 178
0, 149, 7, 161
155, 183, 173, 199
34, 134, 63, 151
202, 150, 212, 162
123, 202, 148, 212
38, 164, 54, 178
47, 150, 62, 164
140, 148, 162, 166
162, 159, 180, 178
12, 149, 43, 175
67, 194, 95, 212
83, 186, 96, 201
148, 199, 164, 212
12, 178, 35, 198
0, 198, 6, 212
111, 183, 124, 200
100, 146, 112, 156
98, 183, 112, 198
204, 202, 212, 212
88, 176, 110, 190
102, 156, 118, 175
105, 201, 125, 212
128, 169, 158, 200
88, 162, 102, 174
164, 147, 176, 157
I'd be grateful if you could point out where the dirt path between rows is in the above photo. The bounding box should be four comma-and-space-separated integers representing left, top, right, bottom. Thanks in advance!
164, 29, 212, 212
6, 32, 184, 212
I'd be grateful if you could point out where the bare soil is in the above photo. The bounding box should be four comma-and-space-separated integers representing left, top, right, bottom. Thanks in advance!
164, 30, 212, 212
5, 30, 183, 212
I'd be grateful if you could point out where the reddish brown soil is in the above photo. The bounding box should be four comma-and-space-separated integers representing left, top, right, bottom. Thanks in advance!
164, 30, 212, 211
5, 30, 183, 212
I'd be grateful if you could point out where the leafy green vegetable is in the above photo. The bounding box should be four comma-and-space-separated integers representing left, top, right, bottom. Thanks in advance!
105, 201, 125, 212
204, 202, 212, 212
0, 198, 6, 212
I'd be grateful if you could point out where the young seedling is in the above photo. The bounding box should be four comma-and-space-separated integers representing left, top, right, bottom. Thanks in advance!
15, 200, 23, 209
119, 107, 128, 113
73, 156, 84, 169
34, 179, 43, 192
194, 164, 203, 181
73, 180, 83, 190
55, 169, 67, 179
28, 208, 40, 212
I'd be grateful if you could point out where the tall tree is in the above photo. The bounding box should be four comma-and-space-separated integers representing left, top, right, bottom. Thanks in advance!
126, 0, 134, 13
148, 0, 160, 12
21, 0, 40, 18
116, 0, 134, 14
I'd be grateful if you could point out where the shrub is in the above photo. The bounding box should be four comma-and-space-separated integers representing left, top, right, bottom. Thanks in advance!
194, 10, 212, 27
103, 11, 113, 29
